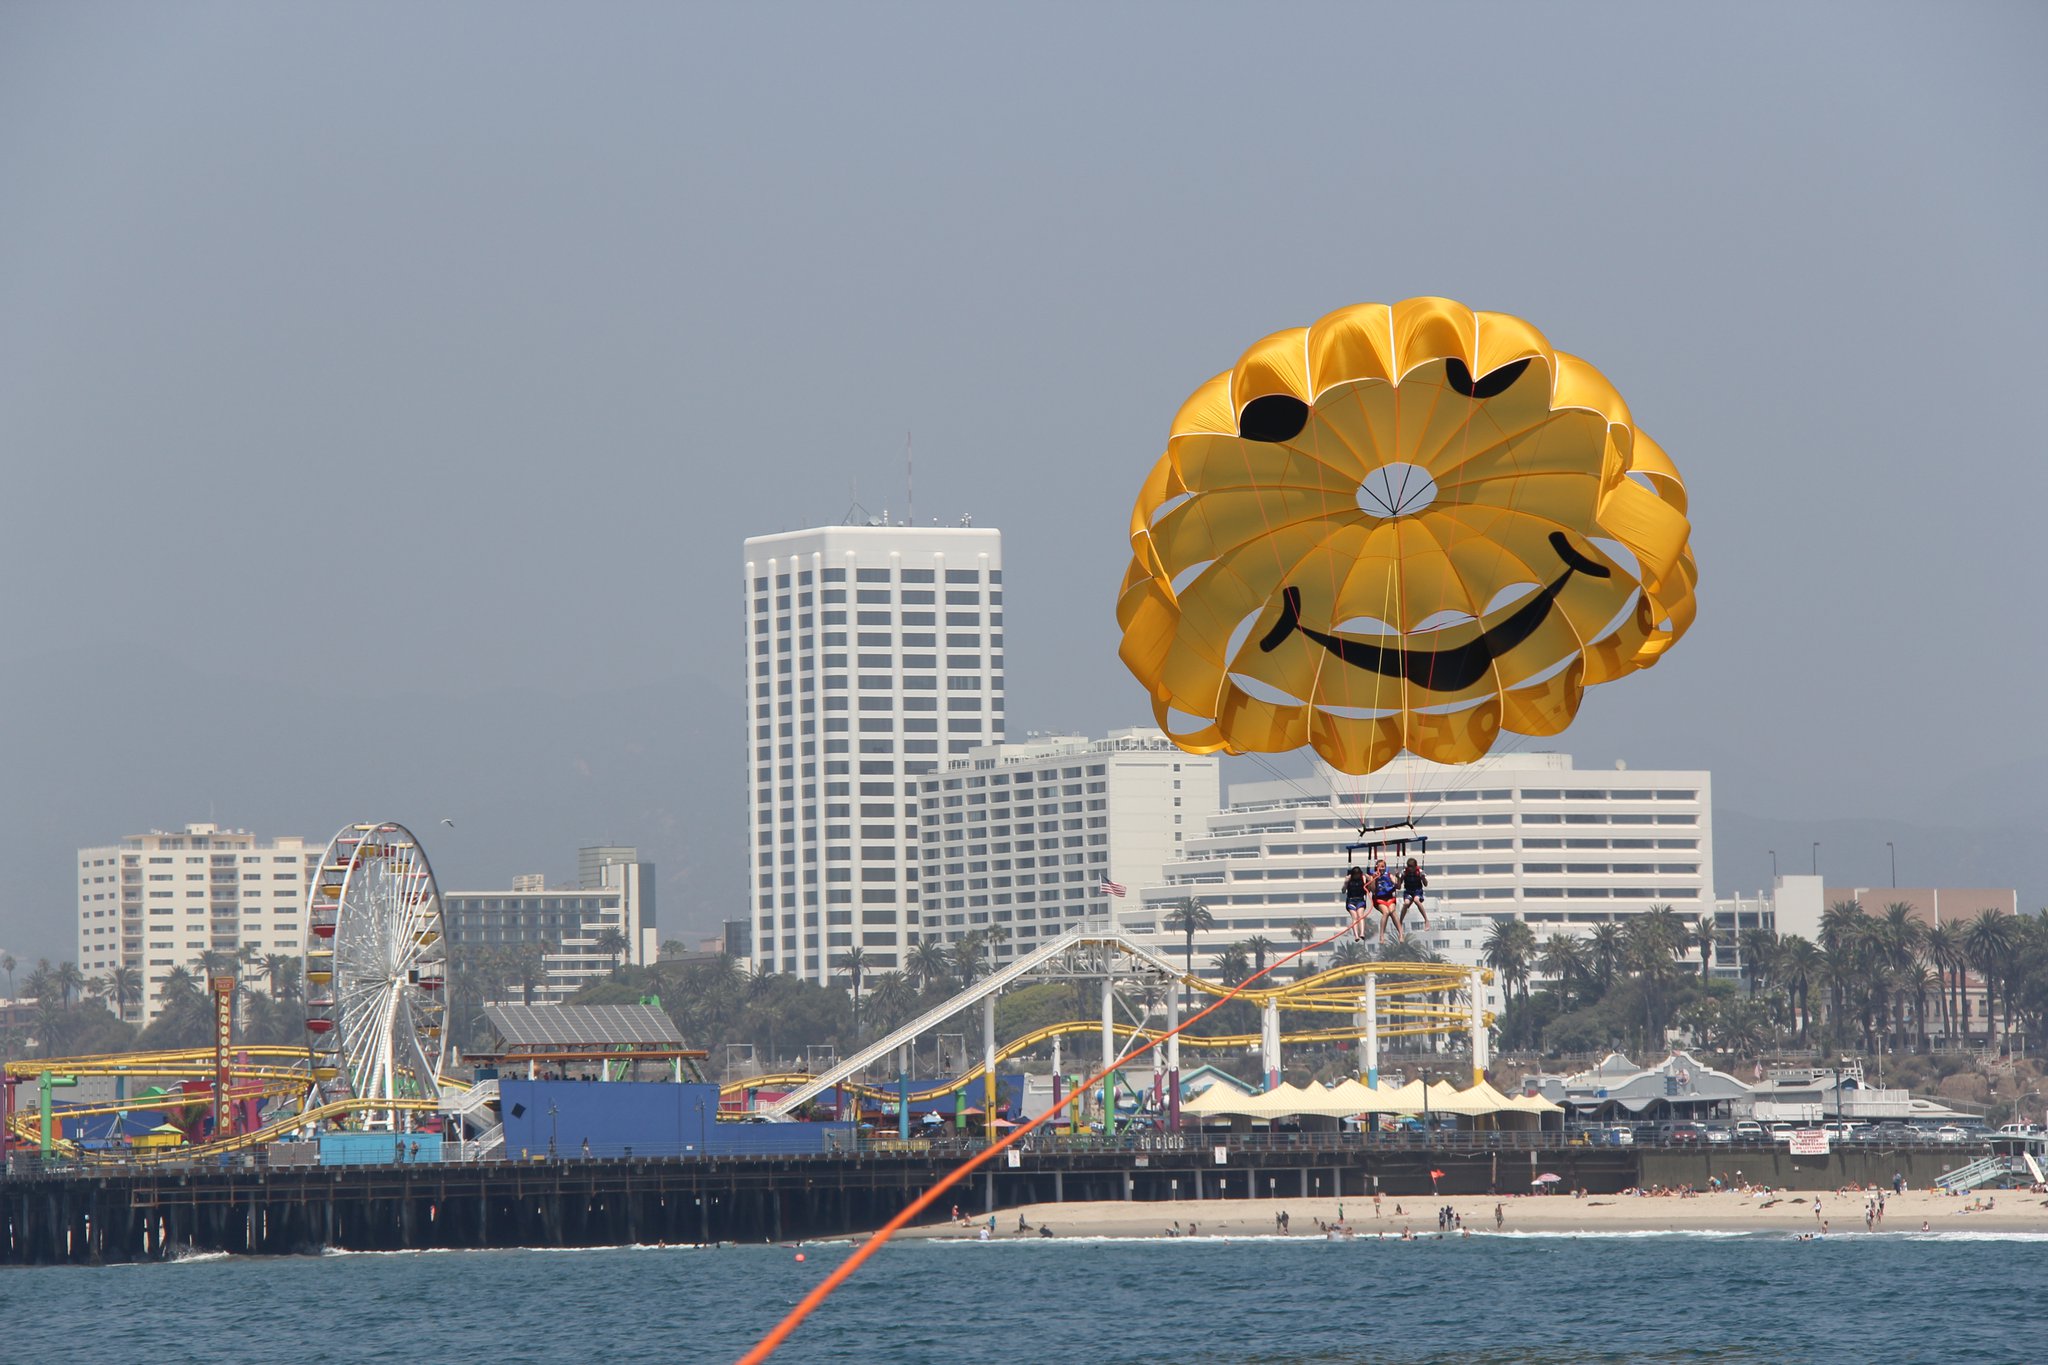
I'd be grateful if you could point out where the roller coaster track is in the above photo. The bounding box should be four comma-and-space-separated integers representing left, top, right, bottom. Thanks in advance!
5, 1046, 322, 1078
724, 1003, 1478, 1108
757, 929, 1483, 1118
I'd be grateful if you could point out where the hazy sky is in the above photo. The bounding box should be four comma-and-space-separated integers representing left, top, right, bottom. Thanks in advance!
3, 3, 2043, 963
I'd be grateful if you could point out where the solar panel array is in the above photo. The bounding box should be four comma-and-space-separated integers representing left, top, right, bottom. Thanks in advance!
484, 1003, 684, 1048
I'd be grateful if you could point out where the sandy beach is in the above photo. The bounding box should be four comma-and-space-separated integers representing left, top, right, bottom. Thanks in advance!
900, 1186, 2048, 1240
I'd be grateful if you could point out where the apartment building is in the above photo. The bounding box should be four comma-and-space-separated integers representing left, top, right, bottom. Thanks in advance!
76, 822, 320, 1023
912, 728, 1221, 965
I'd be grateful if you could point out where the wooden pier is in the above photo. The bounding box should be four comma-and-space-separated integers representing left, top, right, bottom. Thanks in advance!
0, 1143, 1640, 1265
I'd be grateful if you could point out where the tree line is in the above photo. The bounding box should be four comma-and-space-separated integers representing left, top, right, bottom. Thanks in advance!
1482, 900, 2048, 1062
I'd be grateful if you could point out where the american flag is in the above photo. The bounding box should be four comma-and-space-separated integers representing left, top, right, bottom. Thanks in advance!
1099, 875, 1127, 898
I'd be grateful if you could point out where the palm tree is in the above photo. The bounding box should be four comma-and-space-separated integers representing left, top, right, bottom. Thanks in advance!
1244, 935, 1277, 978
159, 965, 202, 1001
865, 971, 917, 1033
950, 932, 986, 987
1624, 909, 1686, 1048
1290, 919, 1317, 979
836, 946, 871, 1029
515, 942, 549, 1005
907, 938, 953, 993
1482, 920, 1535, 1005
54, 959, 86, 1007
1691, 916, 1721, 981
1163, 898, 1214, 975
1964, 909, 2015, 1047
1, 952, 15, 998
594, 927, 631, 979
262, 953, 296, 1000
1163, 897, 1214, 1003
1769, 941, 1818, 1047
1536, 933, 1587, 1006
1214, 943, 1253, 988
1328, 939, 1374, 969
981, 922, 1013, 967
101, 965, 143, 1020
1588, 923, 1624, 993
1737, 928, 1778, 1000
1924, 921, 1966, 1046
25, 958, 55, 1007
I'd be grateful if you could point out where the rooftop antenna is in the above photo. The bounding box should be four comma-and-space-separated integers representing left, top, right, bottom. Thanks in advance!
906, 429, 914, 527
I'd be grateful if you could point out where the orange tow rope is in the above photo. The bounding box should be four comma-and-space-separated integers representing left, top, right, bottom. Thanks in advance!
737, 920, 1362, 1363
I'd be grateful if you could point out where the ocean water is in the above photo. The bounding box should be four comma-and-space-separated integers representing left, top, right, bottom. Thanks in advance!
6, 1233, 2042, 1363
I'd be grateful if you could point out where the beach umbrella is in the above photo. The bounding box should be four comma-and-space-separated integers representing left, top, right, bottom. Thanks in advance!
1532, 1172, 1562, 1184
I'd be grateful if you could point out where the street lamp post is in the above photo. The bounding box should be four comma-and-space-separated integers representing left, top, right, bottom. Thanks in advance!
1887, 842, 1897, 888
1811, 843, 1819, 877
1768, 850, 1777, 881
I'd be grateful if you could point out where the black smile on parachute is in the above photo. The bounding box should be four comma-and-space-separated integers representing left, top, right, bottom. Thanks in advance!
1257, 531, 1613, 693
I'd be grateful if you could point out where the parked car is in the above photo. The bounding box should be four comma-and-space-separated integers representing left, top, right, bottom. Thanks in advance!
1703, 1124, 1733, 1144
1659, 1121, 1706, 1145
1996, 1122, 2042, 1138
1733, 1120, 1765, 1140
1935, 1125, 1970, 1143
1768, 1123, 1796, 1142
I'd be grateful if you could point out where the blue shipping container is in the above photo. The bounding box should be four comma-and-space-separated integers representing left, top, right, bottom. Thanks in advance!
496, 1081, 852, 1159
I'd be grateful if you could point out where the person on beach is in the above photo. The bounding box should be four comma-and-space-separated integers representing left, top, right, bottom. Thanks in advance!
1494, 1203, 1503, 1230
1374, 1191, 1383, 1218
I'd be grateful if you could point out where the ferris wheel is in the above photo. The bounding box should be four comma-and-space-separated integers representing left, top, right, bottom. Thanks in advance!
304, 821, 449, 1126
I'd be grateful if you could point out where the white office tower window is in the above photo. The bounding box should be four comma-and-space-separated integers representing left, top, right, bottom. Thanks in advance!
912, 728, 1221, 967
743, 524, 1003, 982
1131, 752, 1713, 974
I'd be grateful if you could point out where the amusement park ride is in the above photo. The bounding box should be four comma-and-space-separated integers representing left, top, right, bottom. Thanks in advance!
4, 823, 1493, 1163
4, 821, 454, 1163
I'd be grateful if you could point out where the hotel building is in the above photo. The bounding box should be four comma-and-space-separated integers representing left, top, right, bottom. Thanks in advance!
76, 822, 321, 1024
742, 522, 1004, 980
912, 729, 1221, 965
1128, 752, 1714, 972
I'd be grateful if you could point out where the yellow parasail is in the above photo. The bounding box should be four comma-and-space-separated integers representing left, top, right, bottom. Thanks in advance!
1117, 297, 1696, 773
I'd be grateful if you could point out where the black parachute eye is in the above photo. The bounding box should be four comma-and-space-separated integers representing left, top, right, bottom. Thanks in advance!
1237, 394, 1310, 443
1444, 357, 1530, 400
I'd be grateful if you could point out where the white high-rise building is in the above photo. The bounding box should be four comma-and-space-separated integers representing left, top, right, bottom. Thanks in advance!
1128, 752, 1713, 971
76, 822, 321, 1024
743, 523, 1004, 980
912, 728, 1221, 965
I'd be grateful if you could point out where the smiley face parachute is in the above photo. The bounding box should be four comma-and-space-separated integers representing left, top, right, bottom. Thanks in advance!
1117, 297, 1696, 773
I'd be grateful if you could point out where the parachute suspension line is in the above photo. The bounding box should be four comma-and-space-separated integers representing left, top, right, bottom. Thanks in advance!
734, 919, 1370, 1365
